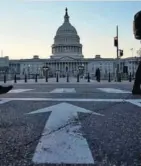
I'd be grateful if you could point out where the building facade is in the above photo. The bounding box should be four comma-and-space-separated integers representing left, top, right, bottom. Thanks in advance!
0, 8, 140, 80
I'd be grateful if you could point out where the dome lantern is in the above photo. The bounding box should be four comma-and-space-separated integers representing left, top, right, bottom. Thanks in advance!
64, 8, 69, 23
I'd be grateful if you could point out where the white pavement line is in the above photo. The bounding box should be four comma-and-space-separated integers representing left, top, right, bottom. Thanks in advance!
0, 98, 125, 102
127, 99, 141, 108
50, 88, 76, 93
8, 89, 34, 93
28, 102, 97, 164
97, 88, 131, 94
0, 99, 12, 105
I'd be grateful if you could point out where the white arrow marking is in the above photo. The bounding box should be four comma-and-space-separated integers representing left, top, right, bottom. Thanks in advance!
50, 88, 76, 93
127, 99, 141, 108
97, 88, 131, 93
28, 102, 104, 164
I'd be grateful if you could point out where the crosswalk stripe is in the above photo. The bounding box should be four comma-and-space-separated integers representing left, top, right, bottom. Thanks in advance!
0, 99, 12, 104
97, 88, 131, 93
50, 88, 76, 93
8, 89, 34, 93
7, 88, 132, 94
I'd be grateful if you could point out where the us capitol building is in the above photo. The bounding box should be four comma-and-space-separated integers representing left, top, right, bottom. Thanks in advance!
0, 8, 139, 80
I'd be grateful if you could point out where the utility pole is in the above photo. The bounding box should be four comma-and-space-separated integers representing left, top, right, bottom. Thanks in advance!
115, 25, 122, 82
114, 25, 119, 81
116, 26, 119, 59
116, 26, 118, 81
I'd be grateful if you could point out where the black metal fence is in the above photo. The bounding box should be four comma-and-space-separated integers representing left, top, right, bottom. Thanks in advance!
0, 72, 134, 84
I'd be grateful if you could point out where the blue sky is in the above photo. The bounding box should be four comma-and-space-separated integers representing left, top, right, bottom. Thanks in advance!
0, 1, 141, 59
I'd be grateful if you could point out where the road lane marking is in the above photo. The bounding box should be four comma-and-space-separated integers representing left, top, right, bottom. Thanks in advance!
8, 89, 34, 93
0, 98, 125, 102
27, 102, 103, 164
50, 88, 76, 93
1, 97, 141, 108
97, 88, 131, 94
127, 99, 141, 108
0, 99, 12, 105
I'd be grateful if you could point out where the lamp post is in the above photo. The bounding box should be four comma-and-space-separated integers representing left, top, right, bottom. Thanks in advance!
43, 65, 49, 82
28, 64, 31, 79
78, 64, 84, 78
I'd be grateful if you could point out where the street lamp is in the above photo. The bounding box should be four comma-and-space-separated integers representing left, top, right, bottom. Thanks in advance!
78, 64, 84, 78
28, 64, 31, 79
43, 65, 49, 82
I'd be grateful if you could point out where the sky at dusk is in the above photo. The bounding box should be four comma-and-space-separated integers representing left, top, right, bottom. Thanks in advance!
0, 1, 141, 60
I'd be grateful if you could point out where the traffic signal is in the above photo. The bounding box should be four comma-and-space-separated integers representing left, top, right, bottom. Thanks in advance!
114, 36, 118, 47
120, 49, 123, 57
133, 10, 141, 40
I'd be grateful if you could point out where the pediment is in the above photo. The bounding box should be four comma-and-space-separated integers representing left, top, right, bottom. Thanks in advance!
58, 56, 81, 61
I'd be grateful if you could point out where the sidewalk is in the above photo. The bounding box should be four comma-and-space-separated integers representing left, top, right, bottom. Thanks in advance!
0, 77, 133, 85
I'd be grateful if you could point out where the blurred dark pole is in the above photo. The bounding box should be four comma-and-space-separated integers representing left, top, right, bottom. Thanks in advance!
14, 74, 17, 83
4, 74, 6, 83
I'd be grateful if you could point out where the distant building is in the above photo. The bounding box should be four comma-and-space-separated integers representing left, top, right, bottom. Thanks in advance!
0, 8, 140, 80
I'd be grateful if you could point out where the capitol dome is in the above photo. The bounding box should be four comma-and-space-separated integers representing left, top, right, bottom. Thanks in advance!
56, 20, 77, 36
51, 8, 83, 59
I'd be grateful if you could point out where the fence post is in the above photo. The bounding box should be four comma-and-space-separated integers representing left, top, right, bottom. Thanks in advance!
129, 72, 132, 82
45, 70, 48, 82
77, 74, 79, 82
67, 73, 69, 82
108, 72, 111, 82
25, 74, 27, 83
35, 74, 37, 82
14, 74, 17, 83
87, 73, 90, 82
56, 73, 59, 82
4, 74, 6, 83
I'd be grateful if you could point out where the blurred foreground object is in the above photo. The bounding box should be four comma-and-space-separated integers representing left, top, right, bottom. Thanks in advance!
133, 10, 141, 40
0, 85, 13, 94
132, 11, 141, 95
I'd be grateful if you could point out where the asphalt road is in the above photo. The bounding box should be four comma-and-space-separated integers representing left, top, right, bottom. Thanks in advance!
0, 82, 141, 166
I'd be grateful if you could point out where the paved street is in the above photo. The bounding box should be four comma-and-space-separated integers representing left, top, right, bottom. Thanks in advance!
0, 80, 141, 166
